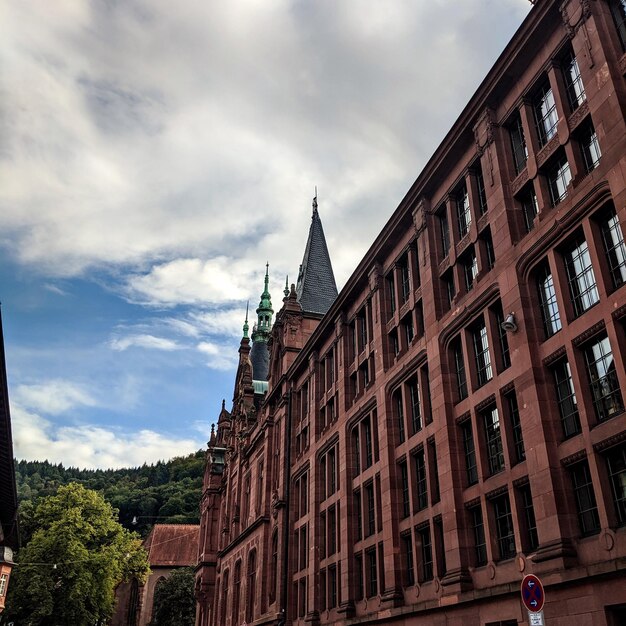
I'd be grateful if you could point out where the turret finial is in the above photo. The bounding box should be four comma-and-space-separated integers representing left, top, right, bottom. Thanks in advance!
243, 301, 249, 338
284, 275, 289, 298
312, 187, 318, 215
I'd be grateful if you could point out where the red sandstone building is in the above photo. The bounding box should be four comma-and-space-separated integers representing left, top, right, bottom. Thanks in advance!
196, 1, 626, 624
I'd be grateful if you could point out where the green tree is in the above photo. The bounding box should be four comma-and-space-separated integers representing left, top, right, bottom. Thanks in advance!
149, 568, 196, 626
5, 483, 150, 626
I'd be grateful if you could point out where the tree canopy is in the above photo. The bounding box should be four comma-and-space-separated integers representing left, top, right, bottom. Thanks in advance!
4, 483, 150, 626
14, 450, 205, 541
150, 568, 196, 626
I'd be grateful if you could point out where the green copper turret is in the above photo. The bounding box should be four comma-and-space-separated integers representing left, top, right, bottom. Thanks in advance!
253, 263, 273, 337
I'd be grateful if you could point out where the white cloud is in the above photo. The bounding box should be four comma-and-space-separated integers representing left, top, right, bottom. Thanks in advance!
109, 333, 181, 352
14, 379, 97, 416
11, 403, 203, 470
197, 341, 239, 371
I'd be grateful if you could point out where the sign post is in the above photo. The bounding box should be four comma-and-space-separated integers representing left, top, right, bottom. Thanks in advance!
521, 574, 545, 625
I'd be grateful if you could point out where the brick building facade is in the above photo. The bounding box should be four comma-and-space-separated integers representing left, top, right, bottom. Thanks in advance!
196, 1, 626, 624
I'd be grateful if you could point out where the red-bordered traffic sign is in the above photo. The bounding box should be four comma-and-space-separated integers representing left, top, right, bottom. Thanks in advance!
521, 574, 545, 612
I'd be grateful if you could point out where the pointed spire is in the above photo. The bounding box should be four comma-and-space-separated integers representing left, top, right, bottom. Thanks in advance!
243, 301, 249, 338
284, 275, 289, 298
295, 194, 338, 315
250, 264, 273, 382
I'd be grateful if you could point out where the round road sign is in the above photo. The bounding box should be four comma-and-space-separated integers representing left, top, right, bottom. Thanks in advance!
521, 574, 545, 612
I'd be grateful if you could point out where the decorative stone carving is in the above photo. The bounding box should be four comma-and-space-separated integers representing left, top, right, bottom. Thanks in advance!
473, 108, 497, 156
568, 99, 589, 132
511, 168, 529, 196
536, 134, 560, 168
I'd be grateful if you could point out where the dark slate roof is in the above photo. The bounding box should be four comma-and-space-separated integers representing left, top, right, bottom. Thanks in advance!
295, 203, 338, 315
250, 339, 269, 383
0, 308, 19, 550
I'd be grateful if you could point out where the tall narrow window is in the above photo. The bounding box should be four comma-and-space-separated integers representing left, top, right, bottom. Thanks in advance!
443, 270, 455, 310
408, 377, 422, 434
470, 504, 487, 566
414, 449, 428, 511
537, 263, 562, 338
365, 482, 375, 537
328, 506, 337, 555
354, 490, 362, 541
476, 167, 488, 216
270, 532, 278, 603
483, 406, 505, 475
534, 81, 558, 146
606, 444, 626, 526
438, 209, 450, 258
246, 551, 256, 623
492, 493, 516, 560
609, 0, 626, 50
570, 460, 601, 536
387, 273, 397, 316
463, 249, 479, 292
395, 390, 405, 443
564, 236, 599, 316
562, 50, 586, 110
520, 185, 539, 233
456, 184, 472, 238
221, 569, 229, 625
400, 255, 411, 303
328, 565, 337, 609
452, 339, 468, 401
583, 335, 624, 421
578, 120, 601, 172
506, 391, 525, 464
354, 553, 364, 600
553, 359, 581, 438
494, 305, 511, 370
401, 533, 415, 586
547, 153, 572, 205
518, 484, 539, 552
600, 208, 626, 289
364, 417, 373, 469
366, 548, 378, 597
461, 420, 478, 485
509, 111, 528, 175
232, 561, 241, 625
418, 525, 434, 582
473, 321, 493, 386
400, 461, 410, 518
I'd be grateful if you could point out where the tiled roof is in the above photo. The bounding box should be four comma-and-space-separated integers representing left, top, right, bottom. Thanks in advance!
250, 340, 269, 382
143, 524, 200, 567
0, 309, 19, 550
295, 204, 338, 315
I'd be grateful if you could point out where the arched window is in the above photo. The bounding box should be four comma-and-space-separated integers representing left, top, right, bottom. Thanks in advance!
220, 569, 229, 625
270, 530, 278, 604
232, 560, 242, 624
246, 550, 257, 622
127, 578, 139, 626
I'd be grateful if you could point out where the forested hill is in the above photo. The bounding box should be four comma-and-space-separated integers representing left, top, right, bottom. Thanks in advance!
15, 450, 205, 541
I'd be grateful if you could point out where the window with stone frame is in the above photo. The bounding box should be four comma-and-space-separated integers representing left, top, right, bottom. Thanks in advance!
401, 532, 415, 587
354, 553, 364, 601
462, 247, 479, 292
552, 358, 581, 438
505, 390, 525, 464
517, 483, 538, 552
546, 151, 572, 206
402, 312, 415, 346
353, 489, 362, 541
563, 234, 599, 316
328, 564, 338, 609
469, 503, 487, 566
609, 0, 626, 51
576, 118, 601, 173
582, 334, 624, 422
451, 337, 468, 401
518, 184, 539, 234
492, 493, 516, 560
461, 419, 478, 486
482, 405, 505, 475
537, 261, 562, 338
561, 47, 586, 111
480, 227, 496, 271
442, 269, 455, 312
246, 550, 257, 623
472, 318, 493, 387
598, 206, 626, 290
366, 547, 378, 597
533, 79, 558, 146
417, 523, 434, 582
399, 459, 410, 518
456, 183, 472, 239
570, 459, 601, 536
605, 444, 626, 526
492, 302, 511, 371
365, 481, 376, 537
508, 110, 528, 175
475, 164, 488, 216
437, 206, 451, 258
413, 447, 428, 511
387, 272, 397, 316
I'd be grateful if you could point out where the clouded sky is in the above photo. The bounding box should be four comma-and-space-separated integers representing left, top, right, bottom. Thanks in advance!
1, 0, 531, 469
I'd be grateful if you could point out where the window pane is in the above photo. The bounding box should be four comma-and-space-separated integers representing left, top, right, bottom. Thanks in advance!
564, 237, 599, 316
553, 359, 581, 438
606, 445, 626, 525
473, 321, 493, 386
534, 83, 558, 146
601, 209, 626, 289
584, 335, 624, 421
493, 494, 516, 560
537, 263, 562, 338
562, 50, 586, 110
571, 461, 601, 536
483, 406, 505, 475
